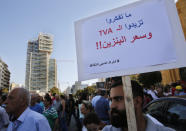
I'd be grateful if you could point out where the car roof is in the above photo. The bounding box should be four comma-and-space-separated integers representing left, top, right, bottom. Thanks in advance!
169, 95, 186, 99
152, 95, 186, 101
143, 96, 186, 110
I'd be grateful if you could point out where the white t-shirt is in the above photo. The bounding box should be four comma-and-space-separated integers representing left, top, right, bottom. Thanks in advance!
147, 90, 159, 100
82, 126, 88, 131
102, 114, 175, 131
79, 104, 84, 119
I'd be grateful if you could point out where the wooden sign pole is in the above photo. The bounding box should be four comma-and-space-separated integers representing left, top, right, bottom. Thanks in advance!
122, 76, 137, 131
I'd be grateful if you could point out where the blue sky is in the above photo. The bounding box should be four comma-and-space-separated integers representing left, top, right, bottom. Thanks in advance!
0, 0, 177, 91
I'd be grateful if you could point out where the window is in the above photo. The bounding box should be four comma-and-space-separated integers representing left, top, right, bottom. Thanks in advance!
144, 100, 168, 124
164, 101, 186, 131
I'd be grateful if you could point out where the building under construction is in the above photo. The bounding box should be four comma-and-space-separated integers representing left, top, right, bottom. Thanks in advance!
25, 33, 57, 93
0, 58, 10, 90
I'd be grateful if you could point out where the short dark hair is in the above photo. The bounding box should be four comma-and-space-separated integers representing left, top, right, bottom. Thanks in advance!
44, 94, 52, 104
82, 100, 94, 112
111, 76, 122, 83
171, 82, 177, 87
52, 93, 56, 97
60, 95, 65, 99
100, 89, 106, 96
83, 112, 101, 126
110, 76, 144, 99
1, 95, 7, 102
69, 94, 73, 99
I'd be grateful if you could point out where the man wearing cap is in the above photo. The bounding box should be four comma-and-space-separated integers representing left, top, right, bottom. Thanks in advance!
175, 85, 186, 96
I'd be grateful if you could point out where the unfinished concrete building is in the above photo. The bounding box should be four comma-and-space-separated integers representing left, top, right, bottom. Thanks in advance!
0, 58, 10, 90
25, 33, 57, 93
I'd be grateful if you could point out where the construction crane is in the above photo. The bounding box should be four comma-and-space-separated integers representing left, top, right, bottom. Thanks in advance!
56, 59, 75, 63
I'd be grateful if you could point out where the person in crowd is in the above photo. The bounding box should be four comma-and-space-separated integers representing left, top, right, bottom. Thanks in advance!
81, 100, 94, 116
30, 93, 43, 114
67, 94, 82, 131
0, 104, 9, 131
102, 77, 175, 131
53, 94, 61, 112
52, 93, 56, 104
0, 94, 7, 108
147, 85, 159, 100
89, 94, 94, 102
43, 94, 58, 131
38, 95, 44, 110
170, 83, 177, 96
105, 78, 112, 89
65, 95, 70, 120
81, 100, 94, 131
67, 94, 77, 125
163, 85, 172, 96
91, 88, 110, 124
156, 86, 164, 98
143, 86, 148, 94
5, 88, 51, 131
143, 92, 153, 107
174, 85, 186, 96
59, 95, 68, 131
77, 92, 88, 125
83, 112, 103, 131
39, 95, 45, 110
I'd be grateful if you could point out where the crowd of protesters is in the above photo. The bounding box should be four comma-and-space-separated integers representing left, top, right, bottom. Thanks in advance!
143, 81, 186, 106
0, 77, 186, 131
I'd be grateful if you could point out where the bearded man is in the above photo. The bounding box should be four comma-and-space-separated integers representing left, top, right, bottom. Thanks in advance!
102, 77, 175, 131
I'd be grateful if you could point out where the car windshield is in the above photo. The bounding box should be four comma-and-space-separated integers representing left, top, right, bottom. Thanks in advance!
143, 98, 186, 131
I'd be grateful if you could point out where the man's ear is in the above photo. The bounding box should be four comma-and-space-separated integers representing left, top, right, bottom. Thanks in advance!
133, 96, 143, 109
19, 98, 26, 106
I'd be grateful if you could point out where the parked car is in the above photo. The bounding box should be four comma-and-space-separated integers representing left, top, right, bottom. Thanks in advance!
143, 96, 186, 131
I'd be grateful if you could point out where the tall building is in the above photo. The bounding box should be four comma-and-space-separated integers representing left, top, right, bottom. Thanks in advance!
25, 33, 57, 93
48, 59, 57, 90
71, 81, 88, 94
160, 0, 186, 85
177, 0, 186, 39
0, 58, 10, 90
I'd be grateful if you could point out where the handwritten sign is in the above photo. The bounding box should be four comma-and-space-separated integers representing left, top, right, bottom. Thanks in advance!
75, 0, 186, 81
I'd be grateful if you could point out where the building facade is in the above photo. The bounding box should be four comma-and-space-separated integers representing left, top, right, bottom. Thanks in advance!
71, 81, 88, 94
25, 33, 57, 93
64, 86, 72, 95
161, 0, 186, 85
177, 0, 186, 39
10, 82, 24, 91
0, 58, 10, 90
48, 59, 57, 90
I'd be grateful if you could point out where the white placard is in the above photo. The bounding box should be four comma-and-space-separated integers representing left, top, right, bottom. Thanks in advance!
75, 0, 186, 81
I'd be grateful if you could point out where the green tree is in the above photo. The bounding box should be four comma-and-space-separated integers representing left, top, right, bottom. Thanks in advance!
75, 89, 84, 97
75, 85, 96, 97
50, 87, 60, 95
138, 71, 162, 87
84, 86, 96, 95
130, 75, 138, 82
